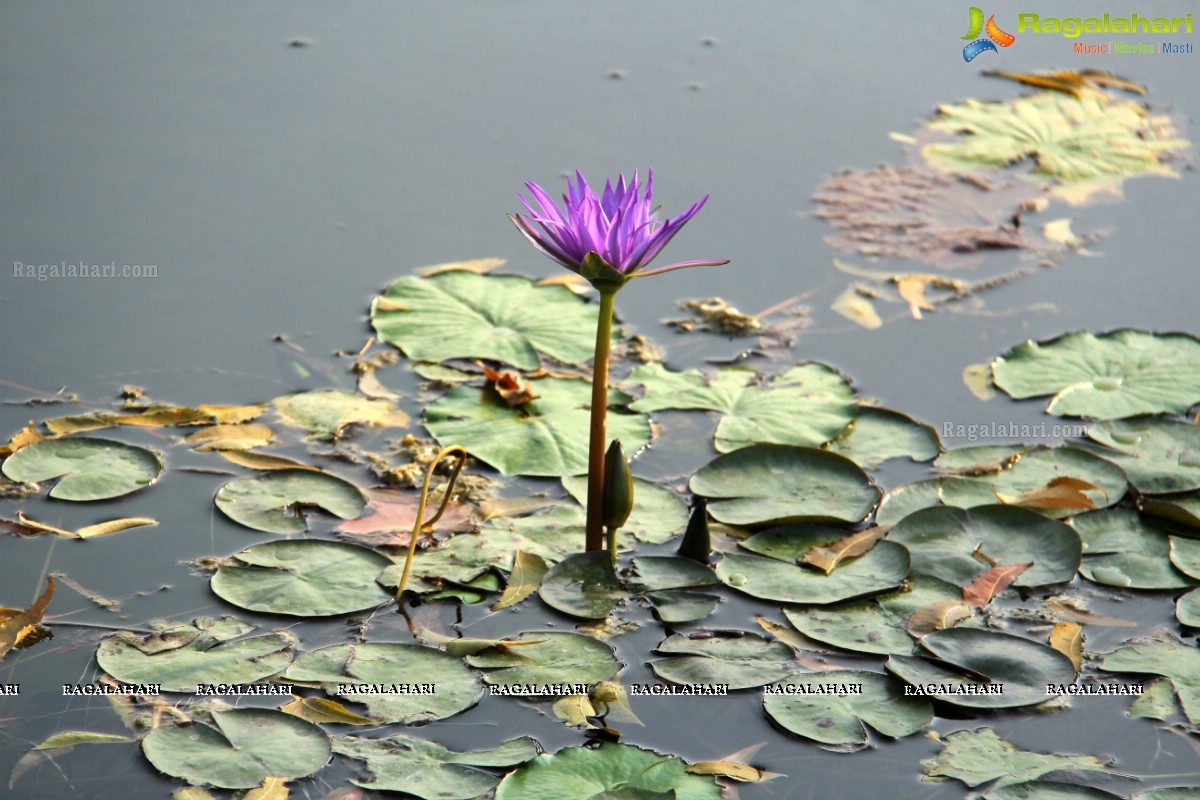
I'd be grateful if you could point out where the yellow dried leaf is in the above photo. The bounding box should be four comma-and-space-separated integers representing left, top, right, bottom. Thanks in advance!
1049, 622, 1084, 672
537, 272, 591, 288
278, 696, 373, 725
888, 131, 919, 145
16, 513, 77, 538
552, 694, 597, 728
800, 527, 887, 574
491, 550, 549, 611
185, 424, 274, 452
242, 777, 290, 800
962, 363, 997, 401
111, 407, 211, 427
75, 518, 159, 539
906, 598, 974, 637
199, 403, 269, 425
216, 451, 321, 472
831, 287, 882, 329
896, 274, 938, 320
173, 789, 219, 800
994, 476, 1102, 510
44, 415, 114, 435
686, 760, 782, 782
1043, 218, 1079, 246
413, 257, 506, 277
0, 577, 55, 660
0, 421, 50, 456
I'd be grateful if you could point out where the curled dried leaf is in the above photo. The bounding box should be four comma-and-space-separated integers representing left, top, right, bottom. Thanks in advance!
799, 527, 887, 574
962, 562, 1032, 609
906, 598, 974, 637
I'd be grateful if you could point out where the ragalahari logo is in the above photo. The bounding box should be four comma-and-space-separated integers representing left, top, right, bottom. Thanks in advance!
962, 7, 1016, 61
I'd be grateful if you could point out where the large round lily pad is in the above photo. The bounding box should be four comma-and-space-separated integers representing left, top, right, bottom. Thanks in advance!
783, 575, 971, 656
425, 377, 651, 477
285, 643, 483, 723
1083, 418, 1200, 494
886, 628, 1077, 708
371, 272, 607, 370
1, 437, 161, 501
494, 743, 721, 800
625, 362, 857, 453
690, 445, 880, 526
936, 447, 1128, 518
650, 633, 794, 690
465, 632, 621, 689
97, 617, 295, 693
211, 540, 393, 616
764, 670, 932, 746
1074, 509, 1196, 590
141, 709, 330, 789
825, 406, 941, 469
887, 505, 1080, 587
990, 330, 1200, 419
214, 470, 366, 533
333, 734, 539, 800
716, 527, 909, 605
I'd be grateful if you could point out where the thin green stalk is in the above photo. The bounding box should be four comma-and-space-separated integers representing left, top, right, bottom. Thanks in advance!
586, 289, 618, 552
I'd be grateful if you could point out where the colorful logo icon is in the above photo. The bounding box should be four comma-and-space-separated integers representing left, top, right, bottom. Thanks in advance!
962, 7, 1016, 61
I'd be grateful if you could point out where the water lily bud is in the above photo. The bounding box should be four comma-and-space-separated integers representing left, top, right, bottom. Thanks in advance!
602, 439, 634, 532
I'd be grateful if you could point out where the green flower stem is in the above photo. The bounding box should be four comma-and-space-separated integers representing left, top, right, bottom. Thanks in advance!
586, 288, 618, 553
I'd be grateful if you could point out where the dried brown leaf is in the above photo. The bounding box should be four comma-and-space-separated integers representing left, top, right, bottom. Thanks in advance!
994, 476, 1101, 510
962, 562, 1032, 609
906, 599, 974, 637
800, 528, 887, 574
0, 422, 51, 457
0, 577, 54, 661
477, 363, 540, 408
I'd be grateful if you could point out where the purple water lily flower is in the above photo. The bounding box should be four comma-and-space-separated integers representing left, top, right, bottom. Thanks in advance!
510, 169, 727, 285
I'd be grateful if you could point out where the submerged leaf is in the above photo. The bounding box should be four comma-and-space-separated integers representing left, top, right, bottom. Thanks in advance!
922, 727, 1109, 789
494, 743, 721, 800
334, 734, 538, 799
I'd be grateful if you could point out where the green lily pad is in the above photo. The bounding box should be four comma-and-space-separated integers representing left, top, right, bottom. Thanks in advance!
990, 330, 1200, 419
645, 591, 721, 624
825, 406, 941, 468
783, 575, 971, 656
764, 670, 932, 746
717, 528, 909, 605
538, 552, 629, 619
1074, 509, 1196, 590
333, 734, 540, 800
1084, 418, 1200, 494
887, 505, 1081, 587
886, 628, 1077, 708
934, 444, 1025, 472
922, 727, 1109, 789
141, 709, 330, 790
211, 540, 392, 616
921, 91, 1189, 202
1178, 589, 1200, 627
96, 617, 295, 693
563, 476, 688, 544
284, 643, 483, 723
625, 362, 856, 453
985, 783, 1126, 800
649, 633, 794, 689
690, 445, 880, 526
876, 479, 942, 526
214, 470, 366, 534
1129, 678, 1180, 720
1136, 790, 1200, 800
494, 743, 721, 800
274, 389, 409, 440
1100, 638, 1200, 723
466, 632, 621, 689
1, 437, 161, 501
631, 556, 719, 591
425, 377, 651, 477
936, 447, 1128, 519
371, 272, 606, 370
1142, 491, 1200, 531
